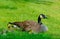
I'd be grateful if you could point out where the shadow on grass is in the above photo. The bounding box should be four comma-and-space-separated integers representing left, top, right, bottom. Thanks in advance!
0, 5, 17, 10
0, 31, 53, 39
24, 0, 54, 5
11, 0, 54, 5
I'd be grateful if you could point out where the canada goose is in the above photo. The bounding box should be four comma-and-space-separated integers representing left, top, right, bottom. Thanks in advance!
38, 14, 48, 32
7, 14, 47, 33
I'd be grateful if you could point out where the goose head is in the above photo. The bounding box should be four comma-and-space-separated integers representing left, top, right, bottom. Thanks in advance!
38, 14, 47, 24
40, 14, 47, 19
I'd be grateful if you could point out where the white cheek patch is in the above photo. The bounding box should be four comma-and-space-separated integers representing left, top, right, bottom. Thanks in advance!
40, 15, 43, 18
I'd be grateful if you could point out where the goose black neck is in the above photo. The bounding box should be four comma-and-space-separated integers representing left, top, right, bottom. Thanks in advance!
38, 16, 42, 25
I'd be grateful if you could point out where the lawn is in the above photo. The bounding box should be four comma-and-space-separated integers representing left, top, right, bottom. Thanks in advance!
0, 0, 60, 39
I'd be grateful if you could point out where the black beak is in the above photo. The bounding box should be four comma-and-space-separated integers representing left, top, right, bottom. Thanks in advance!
40, 14, 48, 19
44, 16, 47, 19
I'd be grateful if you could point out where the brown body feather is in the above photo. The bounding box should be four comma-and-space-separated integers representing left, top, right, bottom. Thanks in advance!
8, 20, 41, 33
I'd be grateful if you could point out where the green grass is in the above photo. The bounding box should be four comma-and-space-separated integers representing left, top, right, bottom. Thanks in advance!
0, 0, 60, 39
